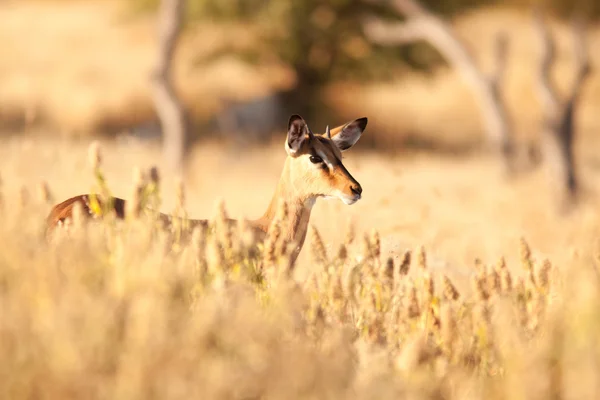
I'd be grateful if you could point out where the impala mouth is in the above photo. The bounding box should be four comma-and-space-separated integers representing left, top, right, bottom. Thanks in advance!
341, 194, 361, 205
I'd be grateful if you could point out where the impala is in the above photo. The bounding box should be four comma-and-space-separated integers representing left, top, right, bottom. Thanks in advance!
46, 114, 368, 263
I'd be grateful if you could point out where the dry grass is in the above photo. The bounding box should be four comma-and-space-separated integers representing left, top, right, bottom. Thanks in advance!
2, 136, 600, 399
3, 2, 600, 395
4, 131, 600, 279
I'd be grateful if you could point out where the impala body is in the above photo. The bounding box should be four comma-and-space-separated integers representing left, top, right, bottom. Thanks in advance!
46, 114, 368, 264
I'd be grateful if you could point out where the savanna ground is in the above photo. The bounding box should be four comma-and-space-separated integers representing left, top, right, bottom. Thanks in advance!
2, 1, 600, 399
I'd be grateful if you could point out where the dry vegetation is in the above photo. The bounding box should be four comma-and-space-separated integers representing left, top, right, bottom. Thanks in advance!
1, 135, 600, 399
3, 1, 600, 399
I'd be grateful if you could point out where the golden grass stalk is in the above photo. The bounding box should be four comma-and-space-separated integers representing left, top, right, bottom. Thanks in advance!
214, 198, 232, 252
370, 229, 381, 261
310, 225, 328, 266
126, 166, 145, 220
380, 256, 394, 285
442, 275, 460, 301
487, 269, 501, 295
88, 140, 102, 171
472, 273, 490, 302
520, 237, 535, 283
336, 243, 348, 262
440, 303, 457, 357
405, 283, 421, 319
536, 259, 552, 292
344, 218, 356, 247
398, 250, 411, 276
416, 245, 427, 270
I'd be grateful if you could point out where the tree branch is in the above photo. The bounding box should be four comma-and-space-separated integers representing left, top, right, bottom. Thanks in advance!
362, 17, 429, 45
532, 8, 560, 114
489, 32, 509, 92
150, 0, 188, 175
568, 15, 592, 105
532, 8, 592, 209
390, 0, 428, 17
363, 1, 515, 173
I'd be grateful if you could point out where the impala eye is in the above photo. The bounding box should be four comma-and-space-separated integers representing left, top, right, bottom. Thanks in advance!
309, 155, 323, 164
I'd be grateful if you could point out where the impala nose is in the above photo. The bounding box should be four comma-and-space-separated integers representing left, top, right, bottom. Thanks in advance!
350, 184, 362, 196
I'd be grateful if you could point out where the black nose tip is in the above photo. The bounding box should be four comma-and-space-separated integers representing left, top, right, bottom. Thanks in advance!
351, 184, 362, 196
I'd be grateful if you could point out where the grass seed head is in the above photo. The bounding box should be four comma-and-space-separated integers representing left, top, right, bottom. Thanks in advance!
442, 275, 460, 301
148, 166, 160, 186
370, 229, 381, 260
500, 268, 513, 293
381, 256, 394, 283
495, 256, 507, 272
361, 233, 373, 262
398, 250, 411, 276
405, 284, 421, 319
416, 245, 427, 270
519, 237, 533, 273
423, 271, 434, 298
214, 199, 233, 251
344, 219, 356, 246
336, 243, 348, 262
473, 302, 491, 327
310, 225, 328, 266
472, 274, 490, 302
88, 140, 102, 171
536, 259, 552, 291
487, 269, 501, 295
474, 258, 486, 275
127, 166, 145, 219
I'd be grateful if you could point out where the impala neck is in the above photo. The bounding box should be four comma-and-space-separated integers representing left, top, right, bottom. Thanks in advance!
254, 157, 316, 260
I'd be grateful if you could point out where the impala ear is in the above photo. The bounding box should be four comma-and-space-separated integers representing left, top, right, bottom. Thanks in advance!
285, 114, 309, 156
330, 117, 368, 151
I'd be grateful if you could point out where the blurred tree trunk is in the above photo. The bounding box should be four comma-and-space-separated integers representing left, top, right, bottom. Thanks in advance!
364, 0, 516, 175
533, 10, 591, 211
150, 0, 188, 176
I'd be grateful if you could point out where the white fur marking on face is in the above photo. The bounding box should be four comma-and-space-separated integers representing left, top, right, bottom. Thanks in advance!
316, 149, 334, 169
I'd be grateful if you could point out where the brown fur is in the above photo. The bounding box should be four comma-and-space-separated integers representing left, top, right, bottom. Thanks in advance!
46, 115, 367, 265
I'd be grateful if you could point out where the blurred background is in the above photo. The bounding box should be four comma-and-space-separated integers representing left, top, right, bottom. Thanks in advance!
1, 0, 600, 275
2, 0, 599, 147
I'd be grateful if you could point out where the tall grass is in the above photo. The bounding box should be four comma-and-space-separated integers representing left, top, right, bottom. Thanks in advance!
1, 143, 600, 399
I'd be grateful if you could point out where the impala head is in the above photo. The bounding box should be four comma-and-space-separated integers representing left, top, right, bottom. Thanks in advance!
284, 114, 367, 205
